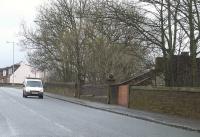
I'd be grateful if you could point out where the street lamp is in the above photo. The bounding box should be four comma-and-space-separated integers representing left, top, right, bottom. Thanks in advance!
6, 41, 15, 85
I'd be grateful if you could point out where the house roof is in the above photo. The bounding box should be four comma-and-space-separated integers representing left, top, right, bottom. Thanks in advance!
111, 68, 154, 86
0, 63, 21, 72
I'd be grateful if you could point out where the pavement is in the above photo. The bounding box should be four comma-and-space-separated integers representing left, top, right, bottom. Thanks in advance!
45, 92, 200, 133
1, 87, 200, 137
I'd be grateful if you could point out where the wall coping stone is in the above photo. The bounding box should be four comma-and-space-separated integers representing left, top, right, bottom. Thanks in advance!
130, 86, 200, 93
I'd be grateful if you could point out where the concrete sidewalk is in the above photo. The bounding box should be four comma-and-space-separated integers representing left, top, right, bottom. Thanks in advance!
45, 92, 200, 133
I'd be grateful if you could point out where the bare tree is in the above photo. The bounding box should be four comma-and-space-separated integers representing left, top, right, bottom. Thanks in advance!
175, 0, 200, 86
94, 0, 183, 86
21, 0, 149, 88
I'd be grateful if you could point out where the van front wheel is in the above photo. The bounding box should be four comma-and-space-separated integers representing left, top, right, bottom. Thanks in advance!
23, 91, 27, 98
39, 95, 43, 99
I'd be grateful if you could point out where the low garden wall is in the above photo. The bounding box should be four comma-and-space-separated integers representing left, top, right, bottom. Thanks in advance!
0, 83, 23, 87
44, 82, 109, 103
80, 84, 109, 103
129, 86, 200, 119
44, 82, 76, 97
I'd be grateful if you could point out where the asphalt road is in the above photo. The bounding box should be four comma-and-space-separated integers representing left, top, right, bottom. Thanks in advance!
0, 87, 200, 137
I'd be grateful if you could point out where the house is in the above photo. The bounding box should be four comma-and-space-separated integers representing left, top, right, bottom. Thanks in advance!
0, 62, 45, 84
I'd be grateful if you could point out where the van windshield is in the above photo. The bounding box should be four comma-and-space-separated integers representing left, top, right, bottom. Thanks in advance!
26, 81, 42, 87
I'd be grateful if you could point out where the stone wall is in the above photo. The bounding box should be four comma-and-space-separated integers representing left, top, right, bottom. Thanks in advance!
129, 86, 200, 119
45, 82, 109, 103
44, 82, 76, 97
0, 83, 23, 87
80, 84, 109, 104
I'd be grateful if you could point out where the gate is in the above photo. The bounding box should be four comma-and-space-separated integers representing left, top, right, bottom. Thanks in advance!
118, 84, 129, 107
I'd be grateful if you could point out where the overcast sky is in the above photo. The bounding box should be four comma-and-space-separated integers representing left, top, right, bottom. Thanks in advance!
0, 0, 48, 68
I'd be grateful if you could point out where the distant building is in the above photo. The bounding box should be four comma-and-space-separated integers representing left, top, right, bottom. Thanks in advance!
110, 52, 200, 88
0, 62, 45, 84
155, 52, 200, 87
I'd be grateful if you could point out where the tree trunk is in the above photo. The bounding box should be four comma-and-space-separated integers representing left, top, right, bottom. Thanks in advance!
189, 0, 197, 86
164, 54, 175, 87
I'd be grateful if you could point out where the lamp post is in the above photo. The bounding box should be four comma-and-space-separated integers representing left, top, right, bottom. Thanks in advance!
6, 41, 15, 85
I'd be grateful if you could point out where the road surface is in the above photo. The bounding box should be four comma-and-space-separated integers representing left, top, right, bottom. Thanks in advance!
0, 87, 199, 137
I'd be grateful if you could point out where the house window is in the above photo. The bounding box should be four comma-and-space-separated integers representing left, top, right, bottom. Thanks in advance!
8, 68, 12, 75
3, 70, 6, 76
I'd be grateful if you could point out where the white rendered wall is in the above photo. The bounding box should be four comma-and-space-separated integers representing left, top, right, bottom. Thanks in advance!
9, 63, 44, 84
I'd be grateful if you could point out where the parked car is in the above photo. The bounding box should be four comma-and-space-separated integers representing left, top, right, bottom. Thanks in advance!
23, 78, 44, 99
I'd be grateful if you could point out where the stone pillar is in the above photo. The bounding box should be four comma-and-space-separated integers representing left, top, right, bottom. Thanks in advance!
106, 74, 115, 104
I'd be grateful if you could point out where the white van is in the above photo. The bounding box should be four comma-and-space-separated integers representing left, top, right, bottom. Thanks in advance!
23, 78, 44, 99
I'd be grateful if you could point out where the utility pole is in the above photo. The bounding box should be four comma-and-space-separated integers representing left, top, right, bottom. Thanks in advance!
6, 41, 15, 85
